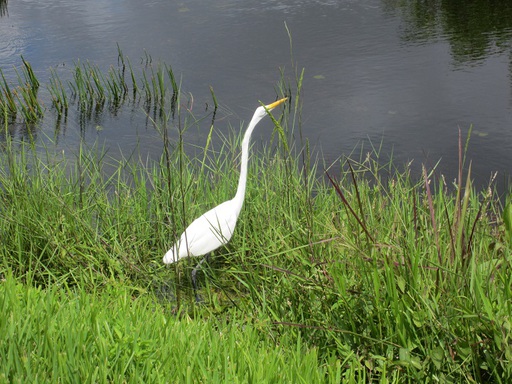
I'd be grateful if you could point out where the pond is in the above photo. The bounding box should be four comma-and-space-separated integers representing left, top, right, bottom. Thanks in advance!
1, 0, 512, 191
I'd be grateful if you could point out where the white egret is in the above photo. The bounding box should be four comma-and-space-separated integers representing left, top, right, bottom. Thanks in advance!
163, 97, 287, 301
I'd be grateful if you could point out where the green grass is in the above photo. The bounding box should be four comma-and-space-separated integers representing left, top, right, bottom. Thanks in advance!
1, 48, 181, 126
0, 57, 42, 123
0, 58, 511, 382
0, 274, 342, 383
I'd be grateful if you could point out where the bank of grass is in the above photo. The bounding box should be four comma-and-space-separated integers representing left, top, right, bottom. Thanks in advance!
1, 84, 511, 382
0, 275, 342, 383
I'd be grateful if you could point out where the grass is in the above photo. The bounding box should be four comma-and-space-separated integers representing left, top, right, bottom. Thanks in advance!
0, 57, 511, 382
2, 48, 180, 127
0, 57, 42, 123
0, 275, 341, 383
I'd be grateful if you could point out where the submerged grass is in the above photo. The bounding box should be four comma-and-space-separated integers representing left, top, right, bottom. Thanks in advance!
2, 49, 180, 127
0, 57, 42, 123
0, 62, 511, 381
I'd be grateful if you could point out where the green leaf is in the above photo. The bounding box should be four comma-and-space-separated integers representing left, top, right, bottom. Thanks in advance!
431, 347, 444, 369
504, 200, 512, 244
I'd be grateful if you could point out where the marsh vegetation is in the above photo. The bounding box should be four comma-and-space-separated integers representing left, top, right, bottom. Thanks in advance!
1, 55, 511, 382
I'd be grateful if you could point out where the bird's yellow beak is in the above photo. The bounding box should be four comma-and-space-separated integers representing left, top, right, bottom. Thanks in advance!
265, 97, 287, 110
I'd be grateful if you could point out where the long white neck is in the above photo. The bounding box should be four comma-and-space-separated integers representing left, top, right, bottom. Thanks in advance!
232, 114, 260, 212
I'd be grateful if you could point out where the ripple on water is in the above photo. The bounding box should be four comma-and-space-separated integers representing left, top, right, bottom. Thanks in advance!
0, 28, 25, 67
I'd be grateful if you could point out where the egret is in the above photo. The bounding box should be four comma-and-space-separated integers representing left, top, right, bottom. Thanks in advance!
163, 97, 287, 301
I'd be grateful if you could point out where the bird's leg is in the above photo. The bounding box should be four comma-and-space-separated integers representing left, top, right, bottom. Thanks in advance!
191, 254, 210, 302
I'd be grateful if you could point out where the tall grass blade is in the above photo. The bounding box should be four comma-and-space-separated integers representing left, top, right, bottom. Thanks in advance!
326, 171, 375, 244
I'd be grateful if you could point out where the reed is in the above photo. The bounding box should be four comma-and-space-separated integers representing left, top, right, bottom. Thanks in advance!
1, 49, 183, 125
0, 58, 43, 123
0, 69, 17, 120
20, 56, 39, 91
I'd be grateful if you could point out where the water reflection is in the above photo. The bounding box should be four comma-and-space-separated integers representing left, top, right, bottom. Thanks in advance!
0, 0, 7, 17
384, 0, 512, 65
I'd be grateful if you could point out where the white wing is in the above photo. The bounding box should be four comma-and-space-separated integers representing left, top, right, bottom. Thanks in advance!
163, 199, 240, 264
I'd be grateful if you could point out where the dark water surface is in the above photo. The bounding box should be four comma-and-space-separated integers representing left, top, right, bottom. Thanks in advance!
1, 0, 512, 190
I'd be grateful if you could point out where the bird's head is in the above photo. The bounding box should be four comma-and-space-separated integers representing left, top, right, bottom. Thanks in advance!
253, 97, 287, 122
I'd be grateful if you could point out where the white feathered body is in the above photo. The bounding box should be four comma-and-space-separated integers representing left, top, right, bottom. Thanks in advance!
163, 199, 240, 264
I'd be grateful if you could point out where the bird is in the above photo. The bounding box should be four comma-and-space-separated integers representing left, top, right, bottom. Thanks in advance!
163, 97, 287, 301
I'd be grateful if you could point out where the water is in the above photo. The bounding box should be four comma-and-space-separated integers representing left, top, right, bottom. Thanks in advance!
1, 0, 512, 190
